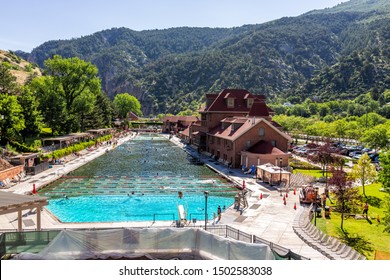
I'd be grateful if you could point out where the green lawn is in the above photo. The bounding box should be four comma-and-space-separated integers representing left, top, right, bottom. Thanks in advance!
315, 183, 390, 260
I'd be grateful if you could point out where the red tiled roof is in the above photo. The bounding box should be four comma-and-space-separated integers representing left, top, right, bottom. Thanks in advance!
271, 120, 282, 128
207, 89, 253, 112
128, 111, 140, 120
220, 117, 247, 124
208, 117, 254, 140
163, 116, 199, 122
208, 117, 291, 142
248, 98, 270, 117
179, 127, 190, 137
247, 140, 285, 155
191, 121, 202, 126
206, 89, 269, 117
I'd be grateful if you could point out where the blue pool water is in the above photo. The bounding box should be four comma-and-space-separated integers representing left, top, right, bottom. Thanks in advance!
47, 194, 232, 222
42, 134, 236, 222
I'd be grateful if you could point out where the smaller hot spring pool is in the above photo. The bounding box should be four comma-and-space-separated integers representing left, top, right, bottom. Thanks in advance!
46, 194, 234, 223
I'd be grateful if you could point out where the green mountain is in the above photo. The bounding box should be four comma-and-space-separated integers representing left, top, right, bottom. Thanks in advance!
22, 0, 390, 115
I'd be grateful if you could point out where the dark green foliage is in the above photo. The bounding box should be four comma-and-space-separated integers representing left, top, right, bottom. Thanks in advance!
378, 151, 390, 193
9, 141, 39, 153
25, 0, 390, 115
17, 87, 43, 141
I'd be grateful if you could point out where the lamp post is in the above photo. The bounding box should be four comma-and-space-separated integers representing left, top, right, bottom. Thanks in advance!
204, 191, 209, 230
279, 157, 283, 185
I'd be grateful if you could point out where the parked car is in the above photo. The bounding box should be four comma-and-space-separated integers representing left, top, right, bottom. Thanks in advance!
349, 151, 362, 158
369, 153, 379, 161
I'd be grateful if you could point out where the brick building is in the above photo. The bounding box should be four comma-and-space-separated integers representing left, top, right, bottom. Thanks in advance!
188, 89, 291, 168
162, 116, 200, 134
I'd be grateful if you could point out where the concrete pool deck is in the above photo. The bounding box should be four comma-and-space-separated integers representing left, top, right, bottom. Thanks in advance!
0, 133, 328, 260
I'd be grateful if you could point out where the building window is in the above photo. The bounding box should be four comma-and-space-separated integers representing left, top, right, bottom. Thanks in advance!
247, 98, 254, 108
259, 127, 265, 136
227, 98, 234, 108
271, 140, 276, 147
246, 140, 251, 148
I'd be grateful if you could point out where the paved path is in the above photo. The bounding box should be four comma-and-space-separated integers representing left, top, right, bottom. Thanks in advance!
165, 135, 328, 259
0, 133, 328, 260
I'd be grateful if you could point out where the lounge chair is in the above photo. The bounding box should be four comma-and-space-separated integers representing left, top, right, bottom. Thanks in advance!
243, 168, 251, 174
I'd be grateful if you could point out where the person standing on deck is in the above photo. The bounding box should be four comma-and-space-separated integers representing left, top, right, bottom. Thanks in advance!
217, 206, 222, 222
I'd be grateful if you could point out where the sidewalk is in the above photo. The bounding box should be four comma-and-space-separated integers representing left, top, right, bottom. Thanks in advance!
167, 135, 328, 259
0, 133, 328, 260
3, 133, 135, 195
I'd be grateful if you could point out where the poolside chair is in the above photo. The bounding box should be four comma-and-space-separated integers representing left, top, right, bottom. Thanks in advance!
1, 178, 11, 188
243, 168, 251, 174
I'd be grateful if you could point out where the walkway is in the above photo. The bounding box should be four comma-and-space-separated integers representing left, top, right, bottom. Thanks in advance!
168, 136, 329, 259
1, 133, 329, 260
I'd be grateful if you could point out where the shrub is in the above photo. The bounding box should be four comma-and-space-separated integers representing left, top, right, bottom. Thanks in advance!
45, 134, 113, 160
9, 141, 39, 153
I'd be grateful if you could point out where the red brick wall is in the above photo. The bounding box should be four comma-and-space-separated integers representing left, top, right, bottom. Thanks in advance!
0, 165, 24, 181
207, 119, 290, 168
207, 137, 235, 164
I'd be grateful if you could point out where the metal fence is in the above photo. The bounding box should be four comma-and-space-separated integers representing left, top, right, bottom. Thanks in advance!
205, 225, 309, 260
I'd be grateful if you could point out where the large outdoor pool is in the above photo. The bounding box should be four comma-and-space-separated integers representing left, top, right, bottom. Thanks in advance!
40, 134, 236, 222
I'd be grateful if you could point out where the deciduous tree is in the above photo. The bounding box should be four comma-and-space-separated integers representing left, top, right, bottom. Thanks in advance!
350, 153, 377, 198
0, 64, 19, 95
29, 56, 105, 134
17, 87, 43, 141
0, 95, 25, 145
29, 76, 67, 136
360, 125, 390, 151
113, 93, 142, 119
378, 151, 390, 194
328, 167, 362, 233
44, 55, 101, 112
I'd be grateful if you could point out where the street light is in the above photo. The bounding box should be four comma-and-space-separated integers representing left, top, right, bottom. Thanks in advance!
279, 157, 283, 185
204, 191, 209, 230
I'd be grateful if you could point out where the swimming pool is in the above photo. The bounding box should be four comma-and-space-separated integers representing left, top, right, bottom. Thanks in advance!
41, 134, 236, 222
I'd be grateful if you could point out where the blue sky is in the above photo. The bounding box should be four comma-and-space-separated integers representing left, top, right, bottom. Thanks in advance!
1, 0, 348, 52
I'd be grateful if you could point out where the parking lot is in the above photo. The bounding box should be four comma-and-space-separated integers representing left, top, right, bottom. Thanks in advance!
289, 140, 380, 170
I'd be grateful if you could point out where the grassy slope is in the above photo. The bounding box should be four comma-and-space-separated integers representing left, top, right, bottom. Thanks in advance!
316, 183, 390, 259
0, 50, 41, 85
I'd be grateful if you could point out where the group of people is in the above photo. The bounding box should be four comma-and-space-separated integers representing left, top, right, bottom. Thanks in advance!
321, 192, 370, 219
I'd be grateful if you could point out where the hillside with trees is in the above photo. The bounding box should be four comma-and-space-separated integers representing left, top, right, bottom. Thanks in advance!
13, 0, 390, 116
0, 55, 142, 149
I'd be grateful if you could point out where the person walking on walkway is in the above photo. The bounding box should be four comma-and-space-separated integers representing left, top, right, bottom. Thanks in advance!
322, 193, 327, 209
363, 202, 369, 218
